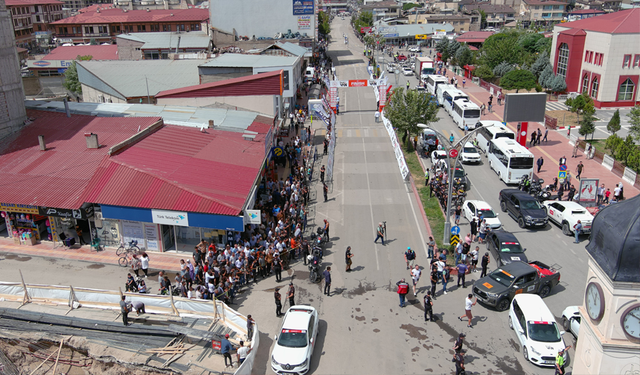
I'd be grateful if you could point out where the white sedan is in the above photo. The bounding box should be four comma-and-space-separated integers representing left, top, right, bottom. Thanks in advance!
542, 200, 594, 236
271, 306, 319, 375
561, 306, 580, 338
402, 67, 413, 76
462, 200, 502, 229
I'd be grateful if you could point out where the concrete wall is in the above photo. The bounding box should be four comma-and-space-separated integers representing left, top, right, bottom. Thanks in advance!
0, 0, 27, 141
199, 67, 254, 84
116, 37, 144, 60
81, 84, 127, 104
157, 95, 277, 116
209, 0, 315, 39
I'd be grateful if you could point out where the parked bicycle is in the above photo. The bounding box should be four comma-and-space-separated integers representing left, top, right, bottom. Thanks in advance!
116, 240, 140, 256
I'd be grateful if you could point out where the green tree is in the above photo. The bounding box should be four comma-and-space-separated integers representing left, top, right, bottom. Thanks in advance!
627, 105, 640, 142
384, 88, 439, 151
473, 65, 495, 81
535, 37, 552, 54
63, 61, 81, 97
530, 51, 550, 78
455, 46, 474, 67
627, 147, 640, 172
480, 31, 522, 69
605, 134, 623, 157
403, 3, 422, 11
318, 11, 331, 35
568, 93, 594, 123
353, 11, 374, 34
499, 69, 537, 92
549, 75, 567, 93
618, 135, 637, 165
579, 111, 596, 140
538, 65, 554, 88
493, 61, 515, 77
447, 40, 461, 61
607, 109, 621, 134
435, 38, 449, 54
518, 32, 544, 53
479, 10, 487, 29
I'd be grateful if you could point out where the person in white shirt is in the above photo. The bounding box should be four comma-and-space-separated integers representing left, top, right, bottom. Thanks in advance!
236, 340, 251, 365
459, 294, 477, 328
410, 265, 422, 296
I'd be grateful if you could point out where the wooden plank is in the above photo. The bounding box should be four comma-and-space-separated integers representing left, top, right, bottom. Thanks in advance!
51, 339, 64, 374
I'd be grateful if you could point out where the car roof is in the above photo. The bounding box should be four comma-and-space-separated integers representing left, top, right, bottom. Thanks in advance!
492, 230, 519, 243
501, 189, 536, 200
513, 294, 555, 322
468, 200, 491, 209
552, 201, 586, 210
282, 306, 316, 331
463, 141, 476, 148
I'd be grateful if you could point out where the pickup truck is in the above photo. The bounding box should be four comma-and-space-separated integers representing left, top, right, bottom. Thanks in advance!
473, 261, 560, 311
499, 189, 548, 228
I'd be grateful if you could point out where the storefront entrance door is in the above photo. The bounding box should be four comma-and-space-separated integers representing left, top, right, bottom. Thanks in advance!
161, 225, 176, 251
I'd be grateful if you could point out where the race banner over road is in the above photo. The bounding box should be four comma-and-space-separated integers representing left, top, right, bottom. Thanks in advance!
329, 78, 387, 109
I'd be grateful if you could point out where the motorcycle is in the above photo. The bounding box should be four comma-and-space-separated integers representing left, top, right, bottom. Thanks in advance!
308, 252, 322, 283
519, 175, 531, 192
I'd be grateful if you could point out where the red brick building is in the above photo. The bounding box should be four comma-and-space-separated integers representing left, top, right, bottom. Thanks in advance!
6, 0, 64, 48
50, 6, 209, 44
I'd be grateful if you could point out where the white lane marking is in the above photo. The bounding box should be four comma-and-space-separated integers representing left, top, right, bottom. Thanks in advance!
362, 138, 380, 271
405, 182, 430, 261
570, 248, 576, 255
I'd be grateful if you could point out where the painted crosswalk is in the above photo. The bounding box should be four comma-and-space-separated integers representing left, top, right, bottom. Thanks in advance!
318, 127, 388, 138
545, 101, 568, 111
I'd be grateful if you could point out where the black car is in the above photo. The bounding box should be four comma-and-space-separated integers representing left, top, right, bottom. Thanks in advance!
453, 163, 470, 191
486, 230, 528, 266
498, 189, 548, 228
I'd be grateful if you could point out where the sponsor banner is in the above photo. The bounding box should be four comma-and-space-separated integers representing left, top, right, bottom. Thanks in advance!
0, 203, 39, 215
151, 209, 189, 227
293, 0, 314, 15
244, 210, 261, 225
298, 15, 311, 30
27, 60, 74, 69
330, 79, 386, 88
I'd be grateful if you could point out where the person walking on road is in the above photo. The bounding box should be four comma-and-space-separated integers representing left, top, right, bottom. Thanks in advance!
576, 161, 584, 180
424, 291, 434, 322
345, 246, 353, 272
424, 168, 430, 186
455, 351, 465, 375
427, 236, 436, 258
459, 294, 477, 327
597, 183, 605, 205
411, 265, 422, 296
559, 155, 567, 166
568, 184, 576, 202
537, 128, 542, 143
323, 267, 332, 296
537, 156, 544, 173
246, 315, 255, 341
320, 165, 325, 182
555, 346, 571, 374
374, 222, 385, 245
396, 278, 410, 307
221, 334, 233, 368
430, 266, 438, 299
405, 247, 416, 269
481, 103, 486, 115
530, 131, 537, 147
456, 261, 468, 288
140, 252, 150, 278
120, 295, 129, 326
480, 252, 490, 278
542, 128, 549, 143
287, 282, 296, 306
323, 182, 328, 202
274, 287, 283, 317
573, 220, 583, 244
453, 333, 465, 360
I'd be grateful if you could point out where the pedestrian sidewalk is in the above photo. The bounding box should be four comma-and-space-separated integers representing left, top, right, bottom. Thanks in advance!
446, 72, 639, 199
0, 236, 183, 272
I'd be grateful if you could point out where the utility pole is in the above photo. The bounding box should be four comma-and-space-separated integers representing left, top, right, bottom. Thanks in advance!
145, 76, 151, 104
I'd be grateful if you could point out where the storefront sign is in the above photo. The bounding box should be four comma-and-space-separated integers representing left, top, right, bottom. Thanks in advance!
27, 60, 74, 69
0, 203, 39, 215
39, 206, 93, 220
151, 209, 189, 227
144, 223, 160, 251
298, 15, 311, 30
292, 0, 314, 15
245, 210, 261, 225
122, 220, 145, 247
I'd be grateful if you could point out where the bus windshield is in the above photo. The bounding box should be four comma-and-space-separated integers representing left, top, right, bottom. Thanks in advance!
495, 132, 515, 140
464, 109, 480, 118
509, 157, 534, 169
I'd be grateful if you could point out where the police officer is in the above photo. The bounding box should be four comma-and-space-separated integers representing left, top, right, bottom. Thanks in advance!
274, 287, 282, 317
423, 291, 434, 322
288, 282, 296, 306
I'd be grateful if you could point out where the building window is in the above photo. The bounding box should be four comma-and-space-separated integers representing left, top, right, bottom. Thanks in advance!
137, 25, 146, 32
618, 78, 635, 101
581, 74, 589, 94
590, 77, 599, 98
114, 25, 120, 33
163, 24, 171, 31
584, 51, 589, 62
634, 55, 640, 68
598, 53, 604, 66
556, 43, 569, 79
623, 54, 631, 68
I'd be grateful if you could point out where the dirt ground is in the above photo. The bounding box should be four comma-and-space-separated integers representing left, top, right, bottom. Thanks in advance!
547, 109, 581, 127
0, 338, 173, 375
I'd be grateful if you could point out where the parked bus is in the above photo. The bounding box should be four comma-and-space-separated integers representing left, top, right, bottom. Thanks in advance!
425, 75, 449, 96
475, 122, 515, 154
487, 138, 534, 184
435, 83, 456, 107
451, 99, 481, 130
442, 88, 469, 116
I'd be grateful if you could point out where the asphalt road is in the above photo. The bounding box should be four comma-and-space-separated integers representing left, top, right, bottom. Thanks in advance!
0, 18, 587, 375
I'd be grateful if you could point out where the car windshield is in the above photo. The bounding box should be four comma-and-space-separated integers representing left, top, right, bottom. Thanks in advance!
520, 199, 542, 210
454, 169, 465, 178
463, 147, 477, 154
434, 153, 447, 160
278, 329, 308, 348
488, 269, 515, 287
499, 242, 523, 253
527, 321, 562, 342
478, 209, 496, 218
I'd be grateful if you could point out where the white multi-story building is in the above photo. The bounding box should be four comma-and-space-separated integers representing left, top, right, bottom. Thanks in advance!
550, 9, 640, 108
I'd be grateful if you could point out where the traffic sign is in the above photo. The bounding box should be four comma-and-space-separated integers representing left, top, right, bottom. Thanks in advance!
451, 226, 460, 235
558, 171, 567, 180
559, 165, 568, 171
450, 234, 460, 246
449, 149, 459, 158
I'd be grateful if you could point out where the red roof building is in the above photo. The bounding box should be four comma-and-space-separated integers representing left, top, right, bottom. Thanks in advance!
26, 45, 119, 75
50, 7, 210, 44
455, 31, 494, 49
550, 9, 640, 108
6, 0, 64, 48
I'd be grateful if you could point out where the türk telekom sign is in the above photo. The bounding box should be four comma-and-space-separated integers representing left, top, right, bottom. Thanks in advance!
151, 209, 189, 227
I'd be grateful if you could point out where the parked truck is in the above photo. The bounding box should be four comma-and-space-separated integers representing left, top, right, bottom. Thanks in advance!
415, 56, 435, 79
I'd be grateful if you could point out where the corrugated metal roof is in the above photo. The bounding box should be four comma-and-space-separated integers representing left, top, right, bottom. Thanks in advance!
51, 8, 209, 25
6, 0, 61, 5
77, 60, 204, 98
199, 53, 298, 68
116, 31, 211, 50
43, 45, 118, 61
0, 110, 161, 209
83, 123, 272, 215
559, 9, 640, 34
156, 70, 282, 98
274, 42, 308, 57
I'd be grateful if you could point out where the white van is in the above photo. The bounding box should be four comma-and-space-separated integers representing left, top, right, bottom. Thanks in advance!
451, 99, 481, 130
425, 75, 449, 96
442, 88, 469, 116
436, 84, 456, 107
305, 67, 315, 79
475, 122, 515, 154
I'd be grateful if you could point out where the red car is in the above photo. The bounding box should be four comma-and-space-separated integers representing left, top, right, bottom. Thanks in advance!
397, 54, 407, 62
